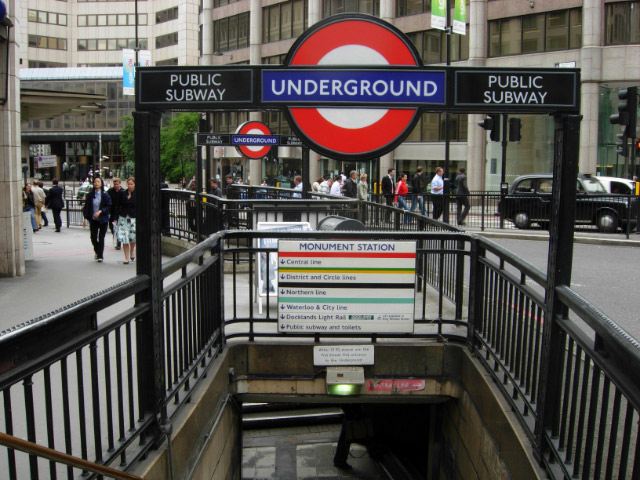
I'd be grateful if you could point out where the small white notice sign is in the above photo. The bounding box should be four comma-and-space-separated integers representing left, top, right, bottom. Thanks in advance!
313, 345, 374, 366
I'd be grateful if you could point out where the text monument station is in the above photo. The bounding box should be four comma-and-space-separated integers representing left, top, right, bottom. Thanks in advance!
133, 12, 581, 339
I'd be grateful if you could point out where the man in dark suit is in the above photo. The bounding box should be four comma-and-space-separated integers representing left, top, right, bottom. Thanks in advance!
381, 168, 394, 206
456, 167, 470, 226
45, 178, 65, 232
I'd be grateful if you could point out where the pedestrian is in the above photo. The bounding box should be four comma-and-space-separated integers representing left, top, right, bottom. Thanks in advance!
82, 176, 112, 262
381, 168, 395, 206
62, 160, 69, 181
108, 178, 124, 250
117, 177, 136, 264
45, 178, 65, 232
293, 175, 303, 198
357, 173, 368, 201
410, 166, 426, 216
32, 180, 47, 229
456, 167, 470, 226
431, 166, 444, 220
343, 170, 358, 198
311, 176, 323, 194
208, 178, 222, 196
319, 176, 333, 195
330, 175, 342, 195
22, 183, 38, 233
395, 173, 409, 212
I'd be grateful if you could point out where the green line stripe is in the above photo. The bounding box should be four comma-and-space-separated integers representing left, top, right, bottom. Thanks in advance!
279, 297, 414, 304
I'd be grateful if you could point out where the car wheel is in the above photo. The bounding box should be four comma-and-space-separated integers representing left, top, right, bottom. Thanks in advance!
513, 211, 531, 229
596, 212, 618, 233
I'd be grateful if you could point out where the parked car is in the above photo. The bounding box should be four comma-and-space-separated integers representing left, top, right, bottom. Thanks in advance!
498, 174, 639, 233
594, 176, 636, 195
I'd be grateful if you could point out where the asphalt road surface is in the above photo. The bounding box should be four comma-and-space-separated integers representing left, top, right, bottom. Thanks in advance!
490, 238, 640, 342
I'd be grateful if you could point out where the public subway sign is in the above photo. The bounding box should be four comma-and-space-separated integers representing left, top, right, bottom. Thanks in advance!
453, 69, 580, 112
135, 14, 580, 159
276, 240, 416, 334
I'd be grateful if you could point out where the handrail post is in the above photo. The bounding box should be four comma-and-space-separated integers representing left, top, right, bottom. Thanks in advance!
467, 238, 485, 350
535, 113, 581, 460
134, 111, 166, 444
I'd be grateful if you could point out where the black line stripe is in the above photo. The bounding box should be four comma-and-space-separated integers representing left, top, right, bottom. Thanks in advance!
277, 282, 415, 289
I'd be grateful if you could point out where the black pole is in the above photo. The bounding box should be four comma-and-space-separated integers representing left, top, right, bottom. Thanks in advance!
442, 1, 452, 223
535, 114, 581, 458
134, 0, 139, 67
301, 146, 310, 199
500, 114, 508, 185
197, 116, 207, 240
133, 110, 165, 438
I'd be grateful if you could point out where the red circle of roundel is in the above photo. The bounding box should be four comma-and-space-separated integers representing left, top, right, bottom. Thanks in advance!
284, 15, 422, 159
235, 121, 272, 159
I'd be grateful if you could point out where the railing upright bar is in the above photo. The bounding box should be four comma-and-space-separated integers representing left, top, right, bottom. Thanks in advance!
90, 341, 104, 463
43, 367, 56, 479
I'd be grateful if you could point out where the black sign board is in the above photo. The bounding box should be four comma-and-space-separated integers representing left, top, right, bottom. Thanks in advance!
136, 67, 255, 110
453, 68, 580, 113
196, 133, 230, 146
279, 136, 303, 146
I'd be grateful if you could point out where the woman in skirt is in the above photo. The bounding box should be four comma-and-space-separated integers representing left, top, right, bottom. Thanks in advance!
117, 177, 136, 264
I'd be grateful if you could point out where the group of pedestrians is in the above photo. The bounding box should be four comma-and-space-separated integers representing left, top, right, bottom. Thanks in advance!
22, 179, 65, 233
81, 176, 136, 264
381, 166, 470, 226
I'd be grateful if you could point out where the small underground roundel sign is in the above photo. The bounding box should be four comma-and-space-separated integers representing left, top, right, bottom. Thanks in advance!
234, 121, 275, 159
274, 14, 426, 160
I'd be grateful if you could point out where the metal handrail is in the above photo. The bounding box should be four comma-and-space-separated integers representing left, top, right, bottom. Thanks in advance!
0, 432, 142, 480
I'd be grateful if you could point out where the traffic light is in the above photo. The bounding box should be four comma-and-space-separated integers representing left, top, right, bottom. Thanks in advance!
478, 114, 501, 142
508, 118, 522, 142
610, 86, 638, 138
616, 132, 628, 157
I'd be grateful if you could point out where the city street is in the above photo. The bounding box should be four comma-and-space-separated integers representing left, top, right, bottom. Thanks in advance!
488, 236, 640, 341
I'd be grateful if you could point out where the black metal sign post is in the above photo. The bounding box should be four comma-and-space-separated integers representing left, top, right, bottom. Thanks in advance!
535, 113, 581, 462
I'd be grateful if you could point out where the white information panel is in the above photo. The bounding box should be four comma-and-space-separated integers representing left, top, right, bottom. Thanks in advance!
277, 240, 416, 333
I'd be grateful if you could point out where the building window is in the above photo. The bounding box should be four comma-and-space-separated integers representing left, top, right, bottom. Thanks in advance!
406, 113, 469, 142
78, 14, 147, 26
28, 35, 67, 51
408, 29, 469, 64
214, 0, 240, 7
262, 54, 287, 64
606, 2, 640, 45
262, 0, 307, 44
397, 0, 429, 17
78, 38, 148, 51
157, 7, 179, 24
157, 58, 179, 66
156, 32, 179, 49
214, 13, 249, 52
28, 61, 67, 68
488, 8, 582, 57
212, 111, 250, 133
322, 0, 379, 17
28, 10, 68, 26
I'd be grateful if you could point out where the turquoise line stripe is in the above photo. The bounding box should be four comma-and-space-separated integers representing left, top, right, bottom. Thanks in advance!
279, 297, 414, 304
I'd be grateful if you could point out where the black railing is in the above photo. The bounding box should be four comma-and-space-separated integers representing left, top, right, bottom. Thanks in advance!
2, 220, 640, 478
0, 235, 225, 479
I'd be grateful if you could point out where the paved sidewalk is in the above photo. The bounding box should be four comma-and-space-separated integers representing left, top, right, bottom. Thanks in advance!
0, 225, 138, 332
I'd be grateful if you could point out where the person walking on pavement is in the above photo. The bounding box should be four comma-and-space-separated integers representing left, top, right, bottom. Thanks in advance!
82, 176, 112, 262
32, 180, 47, 229
381, 168, 395, 206
456, 167, 470, 226
319, 176, 333, 195
431, 167, 445, 220
343, 170, 358, 198
45, 178, 65, 232
410, 166, 426, 216
108, 178, 124, 250
117, 177, 136, 264
293, 175, 303, 198
330, 175, 343, 195
23, 183, 38, 233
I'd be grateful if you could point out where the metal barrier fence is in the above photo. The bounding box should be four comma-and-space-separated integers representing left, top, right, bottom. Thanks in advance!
2, 218, 639, 478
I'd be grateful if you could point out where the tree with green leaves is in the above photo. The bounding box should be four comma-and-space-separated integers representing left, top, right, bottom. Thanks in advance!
119, 112, 200, 183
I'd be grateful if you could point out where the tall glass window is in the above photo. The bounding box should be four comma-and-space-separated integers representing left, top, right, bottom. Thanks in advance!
521, 14, 543, 53
263, 0, 307, 43
397, 0, 428, 17
606, 2, 640, 45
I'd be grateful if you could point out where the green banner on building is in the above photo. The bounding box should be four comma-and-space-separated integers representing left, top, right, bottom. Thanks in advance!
453, 0, 466, 35
431, 0, 446, 30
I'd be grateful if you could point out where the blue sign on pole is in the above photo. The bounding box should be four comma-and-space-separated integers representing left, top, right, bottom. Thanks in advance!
262, 70, 446, 106
231, 134, 279, 146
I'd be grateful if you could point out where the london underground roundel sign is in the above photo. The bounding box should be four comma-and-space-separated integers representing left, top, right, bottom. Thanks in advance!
281, 14, 424, 159
234, 121, 273, 159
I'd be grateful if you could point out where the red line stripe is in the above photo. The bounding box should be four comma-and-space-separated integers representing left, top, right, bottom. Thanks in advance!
278, 252, 415, 258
